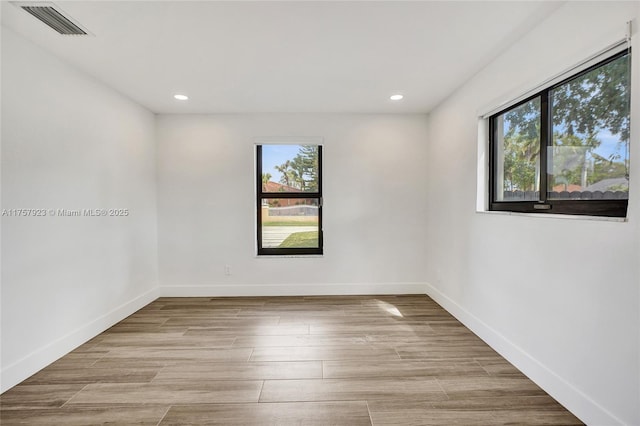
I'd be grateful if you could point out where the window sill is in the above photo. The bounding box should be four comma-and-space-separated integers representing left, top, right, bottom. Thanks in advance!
255, 255, 324, 259
476, 209, 627, 223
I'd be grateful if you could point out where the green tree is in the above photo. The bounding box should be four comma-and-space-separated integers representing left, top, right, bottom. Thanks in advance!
501, 98, 540, 192
550, 133, 598, 189
261, 172, 272, 191
275, 145, 319, 191
551, 54, 630, 143
590, 152, 628, 184
274, 161, 296, 188
503, 132, 539, 191
296, 145, 319, 191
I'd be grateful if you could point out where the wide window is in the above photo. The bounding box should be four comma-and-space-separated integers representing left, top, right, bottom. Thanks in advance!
256, 144, 323, 255
489, 49, 631, 217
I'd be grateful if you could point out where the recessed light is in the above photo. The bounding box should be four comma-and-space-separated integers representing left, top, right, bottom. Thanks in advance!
390, 94, 404, 101
174, 94, 189, 101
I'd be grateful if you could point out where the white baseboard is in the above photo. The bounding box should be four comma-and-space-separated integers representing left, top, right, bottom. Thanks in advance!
0, 286, 160, 393
159, 282, 428, 297
424, 281, 624, 426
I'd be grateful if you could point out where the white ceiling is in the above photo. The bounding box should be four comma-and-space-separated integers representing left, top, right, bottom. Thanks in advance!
1, 1, 563, 114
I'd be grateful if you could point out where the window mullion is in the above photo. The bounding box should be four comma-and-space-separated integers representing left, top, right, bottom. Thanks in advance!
488, 117, 496, 205
539, 91, 549, 203
256, 146, 264, 250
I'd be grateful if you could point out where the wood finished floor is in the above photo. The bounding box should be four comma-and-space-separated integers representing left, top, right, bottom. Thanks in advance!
0, 295, 583, 425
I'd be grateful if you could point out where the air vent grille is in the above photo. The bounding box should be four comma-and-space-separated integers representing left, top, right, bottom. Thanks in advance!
21, 5, 87, 35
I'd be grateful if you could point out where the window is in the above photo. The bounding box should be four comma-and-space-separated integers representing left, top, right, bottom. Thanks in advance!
489, 49, 631, 217
256, 143, 323, 255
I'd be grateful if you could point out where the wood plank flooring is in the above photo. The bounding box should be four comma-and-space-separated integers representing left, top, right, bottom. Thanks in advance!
0, 295, 584, 425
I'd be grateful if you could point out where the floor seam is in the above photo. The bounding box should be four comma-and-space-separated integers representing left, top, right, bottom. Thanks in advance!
156, 405, 171, 426
434, 377, 451, 400
59, 383, 90, 408
365, 400, 374, 426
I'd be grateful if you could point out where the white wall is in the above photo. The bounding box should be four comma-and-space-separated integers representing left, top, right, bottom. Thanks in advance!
425, 3, 639, 425
156, 114, 429, 296
0, 27, 159, 392
3, 3, 637, 423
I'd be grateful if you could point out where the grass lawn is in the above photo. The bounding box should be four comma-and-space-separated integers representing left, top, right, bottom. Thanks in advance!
278, 231, 318, 248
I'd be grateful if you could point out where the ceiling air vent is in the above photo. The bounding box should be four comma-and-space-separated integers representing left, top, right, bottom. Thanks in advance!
18, 3, 88, 35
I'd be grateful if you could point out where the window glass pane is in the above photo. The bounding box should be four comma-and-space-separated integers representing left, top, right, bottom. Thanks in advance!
261, 145, 320, 193
493, 97, 541, 201
260, 198, 319, 249
548, 53, 630, 200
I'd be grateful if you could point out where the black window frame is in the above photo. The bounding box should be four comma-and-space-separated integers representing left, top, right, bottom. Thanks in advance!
489, 49, 630, 218
256, 144, 323, 256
